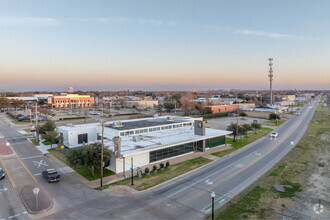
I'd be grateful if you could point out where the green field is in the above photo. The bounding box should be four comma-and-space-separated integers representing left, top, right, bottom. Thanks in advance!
211, 127, 273, 158
265, 119, 285, 126
97, 157, 212, 191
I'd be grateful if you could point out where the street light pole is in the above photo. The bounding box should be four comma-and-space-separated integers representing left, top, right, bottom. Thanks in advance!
211, 191, 215, 220
100, 122, 104, 187
131, 155, 134, 186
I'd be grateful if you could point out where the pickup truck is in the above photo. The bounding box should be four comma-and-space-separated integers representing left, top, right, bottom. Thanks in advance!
42, 169, 61, 183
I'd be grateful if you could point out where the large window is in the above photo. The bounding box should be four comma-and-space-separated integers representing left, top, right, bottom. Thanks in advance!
78, 133, 88, 144
206, 136, 225, 148
150, 142, 194, 162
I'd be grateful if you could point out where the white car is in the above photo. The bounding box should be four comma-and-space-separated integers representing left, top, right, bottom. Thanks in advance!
270, 132, 278, 138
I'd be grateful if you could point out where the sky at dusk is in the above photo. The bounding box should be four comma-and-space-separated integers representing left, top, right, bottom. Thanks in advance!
0, 0, 329, 92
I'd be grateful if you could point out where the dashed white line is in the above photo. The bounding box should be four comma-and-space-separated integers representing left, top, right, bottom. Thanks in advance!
7, 214, 20, 219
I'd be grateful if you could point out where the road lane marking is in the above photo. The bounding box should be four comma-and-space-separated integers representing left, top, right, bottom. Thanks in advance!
7, 214, 20, 219
32, 159, 48, 168
21, 155, 43, 160
167, 148, 263, 198
205, 179, 213, 185
0, 157, 16, 188
15, 154, 38, 183
234, 163, 244, 168
34, 173, 42, 176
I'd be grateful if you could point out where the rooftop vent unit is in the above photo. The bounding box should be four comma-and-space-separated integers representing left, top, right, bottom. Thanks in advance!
112, 121, 123, 128
133, 135, 144, 142
167, 116, 174, 121
66, 123, 74, 127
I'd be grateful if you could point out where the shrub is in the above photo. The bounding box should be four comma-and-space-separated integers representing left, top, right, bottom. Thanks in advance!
269, 113, 280, 120
166, 161, 170, 167
160, 163, 164, 168
239, 112, 247, 117
145, 167, 150, 173
152, 165, 157, 171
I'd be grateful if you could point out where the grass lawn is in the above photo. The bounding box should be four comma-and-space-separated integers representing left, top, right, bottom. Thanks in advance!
24, 128, 31, 133
212, 127, 273, 158
42, 140, 54, 145
48, 148, 115, 181
214, 100, 329, 219
97, 157, 212, 191
265, 119, 285, 126
29, 138, 39, 146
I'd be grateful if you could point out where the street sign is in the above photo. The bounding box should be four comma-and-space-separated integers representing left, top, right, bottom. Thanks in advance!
61, 145, 64, 149
33, 187, 40, 195
130, 168, 134, 174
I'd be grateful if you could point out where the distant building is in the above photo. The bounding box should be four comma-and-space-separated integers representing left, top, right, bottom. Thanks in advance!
49, 93, 94, 108
206, 103, 255, 114
57, 116, 231, 173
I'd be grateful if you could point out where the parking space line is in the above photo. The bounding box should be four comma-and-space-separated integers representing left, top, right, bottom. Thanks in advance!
0, 157, 16, 188
15, 154, 38, 183
21, 155, 43, 160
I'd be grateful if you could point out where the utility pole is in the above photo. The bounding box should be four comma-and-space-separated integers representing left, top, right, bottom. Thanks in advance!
236, 118, 238, 148
123, 157, 126, 178
35, 104, 39, 144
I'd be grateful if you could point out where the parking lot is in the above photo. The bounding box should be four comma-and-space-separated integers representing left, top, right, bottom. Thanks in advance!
206, 116, 270, 130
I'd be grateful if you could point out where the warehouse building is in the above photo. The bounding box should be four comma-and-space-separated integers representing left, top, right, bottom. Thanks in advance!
57, 116, 231, 173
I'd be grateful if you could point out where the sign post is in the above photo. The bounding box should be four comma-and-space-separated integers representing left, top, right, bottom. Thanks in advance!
61, 145, 64, 154
33, 187, 40, 210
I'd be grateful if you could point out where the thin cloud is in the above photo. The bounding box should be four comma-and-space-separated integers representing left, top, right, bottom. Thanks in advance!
0, 16, 59, 26
206, 25, 318, 41
72, 17, 129, 24
234, 28, 296, 39
138, 19, 177, 26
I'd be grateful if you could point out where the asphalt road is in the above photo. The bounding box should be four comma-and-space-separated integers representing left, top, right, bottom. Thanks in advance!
0, 97, 319, 219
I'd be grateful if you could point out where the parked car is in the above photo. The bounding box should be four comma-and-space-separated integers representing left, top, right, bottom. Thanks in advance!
270, 132, 279, 138
90, 112, 100, 115
296, 112, 301, 116
42, 169, 61, 183
0, 168, 5, 180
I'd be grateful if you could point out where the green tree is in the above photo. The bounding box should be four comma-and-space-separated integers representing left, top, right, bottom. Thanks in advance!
164, 102, 175, 111
227, 122, 243, 142
40, 119, 56, 134
67, 143, 111, 177
241, 124, 252, 137
42, 130, 60, 148
269, 113, 280, 120
251, 122, 261, 134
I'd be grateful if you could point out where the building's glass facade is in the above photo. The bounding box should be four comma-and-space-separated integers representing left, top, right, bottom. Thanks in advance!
149, 136, 226, 162
150, 142, 195, 162
206, 136, 226, 148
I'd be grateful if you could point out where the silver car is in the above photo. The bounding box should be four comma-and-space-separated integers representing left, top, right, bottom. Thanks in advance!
270, 132, 278, 138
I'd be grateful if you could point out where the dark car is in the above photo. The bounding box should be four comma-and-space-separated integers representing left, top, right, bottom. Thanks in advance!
0, 168, 5, 180
42, 169, 61, 183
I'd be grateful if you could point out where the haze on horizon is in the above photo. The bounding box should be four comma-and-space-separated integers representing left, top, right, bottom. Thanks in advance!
0, 0, 329, 92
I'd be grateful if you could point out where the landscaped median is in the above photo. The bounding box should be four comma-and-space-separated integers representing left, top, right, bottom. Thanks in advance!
48, 148, 115, 181
211, 127, 273, 158
96, 157, 212, 191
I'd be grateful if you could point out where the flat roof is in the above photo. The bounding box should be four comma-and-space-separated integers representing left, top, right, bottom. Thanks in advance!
106, 119, 188, 131
103, 127, 231, 156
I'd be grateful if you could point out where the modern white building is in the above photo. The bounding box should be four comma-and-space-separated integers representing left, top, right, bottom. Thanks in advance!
57, 116, 231, 173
